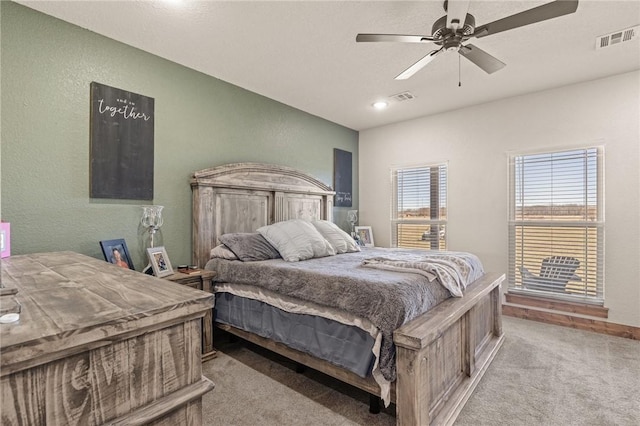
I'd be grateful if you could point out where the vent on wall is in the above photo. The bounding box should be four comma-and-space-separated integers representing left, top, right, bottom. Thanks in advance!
596, 25, 639, 49
390, 91, 416, 102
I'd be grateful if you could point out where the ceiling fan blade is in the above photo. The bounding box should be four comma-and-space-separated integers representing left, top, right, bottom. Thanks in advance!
395, 48, 444, 80
446, 0, 471, 30
459, 44, 506, 74
474, 0, 579, 39
356, 33, 434, 43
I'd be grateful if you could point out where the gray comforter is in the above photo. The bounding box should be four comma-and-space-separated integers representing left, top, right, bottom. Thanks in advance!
205, 247, 484, 381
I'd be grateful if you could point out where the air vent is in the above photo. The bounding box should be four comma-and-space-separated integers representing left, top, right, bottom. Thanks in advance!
596, 25, 639, 49
390, 91, 416, 102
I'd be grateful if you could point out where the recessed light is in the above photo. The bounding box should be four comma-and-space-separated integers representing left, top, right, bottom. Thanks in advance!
372, 101, 388, 110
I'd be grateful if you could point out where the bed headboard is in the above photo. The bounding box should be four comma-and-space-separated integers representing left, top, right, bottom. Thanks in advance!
191, 162, 335, 267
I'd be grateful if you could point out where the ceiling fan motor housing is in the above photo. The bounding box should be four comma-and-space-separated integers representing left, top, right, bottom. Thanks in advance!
432, 13, 476, 51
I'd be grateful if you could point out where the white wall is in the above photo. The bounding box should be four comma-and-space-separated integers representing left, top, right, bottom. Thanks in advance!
359, 71, 640, 328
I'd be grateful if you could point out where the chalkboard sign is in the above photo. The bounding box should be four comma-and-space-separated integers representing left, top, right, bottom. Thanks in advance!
333, 148, 352, 207
90, 82, 154, 200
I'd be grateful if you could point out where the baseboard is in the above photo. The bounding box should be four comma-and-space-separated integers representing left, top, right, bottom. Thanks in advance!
503, 304, 640, 340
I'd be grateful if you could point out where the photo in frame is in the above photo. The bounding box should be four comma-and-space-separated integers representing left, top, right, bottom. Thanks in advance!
147, 246, 173, 277
354, 226, 374, 247
99, 238, 135, 270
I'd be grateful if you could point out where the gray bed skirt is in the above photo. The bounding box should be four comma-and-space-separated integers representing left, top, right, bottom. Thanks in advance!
214, 292, 377, 378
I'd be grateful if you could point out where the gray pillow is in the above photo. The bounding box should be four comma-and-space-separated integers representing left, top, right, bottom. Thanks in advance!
218, 233, 281, 262
257, 219, 336, 262
210, 244, 238, 260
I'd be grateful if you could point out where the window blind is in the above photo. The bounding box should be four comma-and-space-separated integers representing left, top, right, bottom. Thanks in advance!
508, 147, 604, 304
391, 164, 447, 250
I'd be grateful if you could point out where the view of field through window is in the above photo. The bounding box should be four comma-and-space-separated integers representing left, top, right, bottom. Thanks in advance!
510, 148, 603, 301
393, 164, 447, 250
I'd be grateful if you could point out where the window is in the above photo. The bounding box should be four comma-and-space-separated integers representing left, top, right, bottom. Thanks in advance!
508, 147, 604, 304
391, 164, 447, 250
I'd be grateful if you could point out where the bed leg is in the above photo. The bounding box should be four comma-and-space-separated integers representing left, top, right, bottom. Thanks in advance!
369, 394, 381, 414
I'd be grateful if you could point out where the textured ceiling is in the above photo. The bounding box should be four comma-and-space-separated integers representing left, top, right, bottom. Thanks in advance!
18, 0, 640, 131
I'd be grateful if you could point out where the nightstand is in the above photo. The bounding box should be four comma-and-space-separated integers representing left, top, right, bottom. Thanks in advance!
164, 269, 217, 361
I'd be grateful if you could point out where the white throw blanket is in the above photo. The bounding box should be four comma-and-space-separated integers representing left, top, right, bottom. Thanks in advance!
362, 251, 484, 297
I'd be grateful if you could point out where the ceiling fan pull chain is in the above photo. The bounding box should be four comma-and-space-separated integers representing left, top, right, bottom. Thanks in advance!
458, 54, 462, 87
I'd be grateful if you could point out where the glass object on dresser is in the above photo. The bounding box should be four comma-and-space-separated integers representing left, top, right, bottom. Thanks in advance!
347, 209, 358, 236
141, 205, 164, 274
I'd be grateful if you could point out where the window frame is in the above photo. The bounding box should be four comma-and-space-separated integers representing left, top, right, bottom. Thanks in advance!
391, 162, 448, 250
507, 146, 605, 305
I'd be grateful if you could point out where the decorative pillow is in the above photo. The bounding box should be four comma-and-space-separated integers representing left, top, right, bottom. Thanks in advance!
311, 220, 360, 254
210, 244, 239, 260
218, 233, 281, 262
257, 219, 336, 262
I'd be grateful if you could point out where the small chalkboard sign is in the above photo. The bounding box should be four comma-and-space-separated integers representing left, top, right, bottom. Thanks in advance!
333, 148, 352, 207
90, 82, 155, 200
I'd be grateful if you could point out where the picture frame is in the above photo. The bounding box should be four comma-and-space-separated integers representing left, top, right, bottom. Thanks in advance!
99, 238, 135, 270
146, 246, 173, 277
354, 226, 374, 247
333, 148, 352, 207
1, 222, 10, 258
90, 82, 155, 200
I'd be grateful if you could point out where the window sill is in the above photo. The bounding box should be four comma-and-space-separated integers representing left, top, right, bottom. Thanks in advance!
504, 292, 609, 319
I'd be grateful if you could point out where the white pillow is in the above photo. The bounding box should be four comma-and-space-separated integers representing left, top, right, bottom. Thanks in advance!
257, 219, 336, 262
312, 220, 361, 254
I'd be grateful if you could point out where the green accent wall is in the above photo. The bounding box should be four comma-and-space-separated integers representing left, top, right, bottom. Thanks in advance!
1, 2, 358, 269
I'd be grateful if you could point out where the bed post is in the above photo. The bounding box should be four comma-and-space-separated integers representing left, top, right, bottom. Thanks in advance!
192, 185, 215, 268
491, 282, 503, 337
395, 345, 431, 425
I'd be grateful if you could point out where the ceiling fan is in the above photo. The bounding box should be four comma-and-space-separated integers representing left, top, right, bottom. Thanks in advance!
356, 0, 579, 80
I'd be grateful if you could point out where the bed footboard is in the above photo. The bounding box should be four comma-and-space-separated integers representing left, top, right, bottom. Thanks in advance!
393, 272, 505, 425
215, 273, 504, 425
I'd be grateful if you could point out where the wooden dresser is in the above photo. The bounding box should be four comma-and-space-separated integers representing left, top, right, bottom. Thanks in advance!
0, 251, 215, 425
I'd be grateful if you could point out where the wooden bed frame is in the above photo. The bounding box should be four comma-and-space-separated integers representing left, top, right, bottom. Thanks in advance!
191, 162, 504, 425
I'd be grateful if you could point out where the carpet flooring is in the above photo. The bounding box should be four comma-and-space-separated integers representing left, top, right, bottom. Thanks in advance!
201, 317, 640, 425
